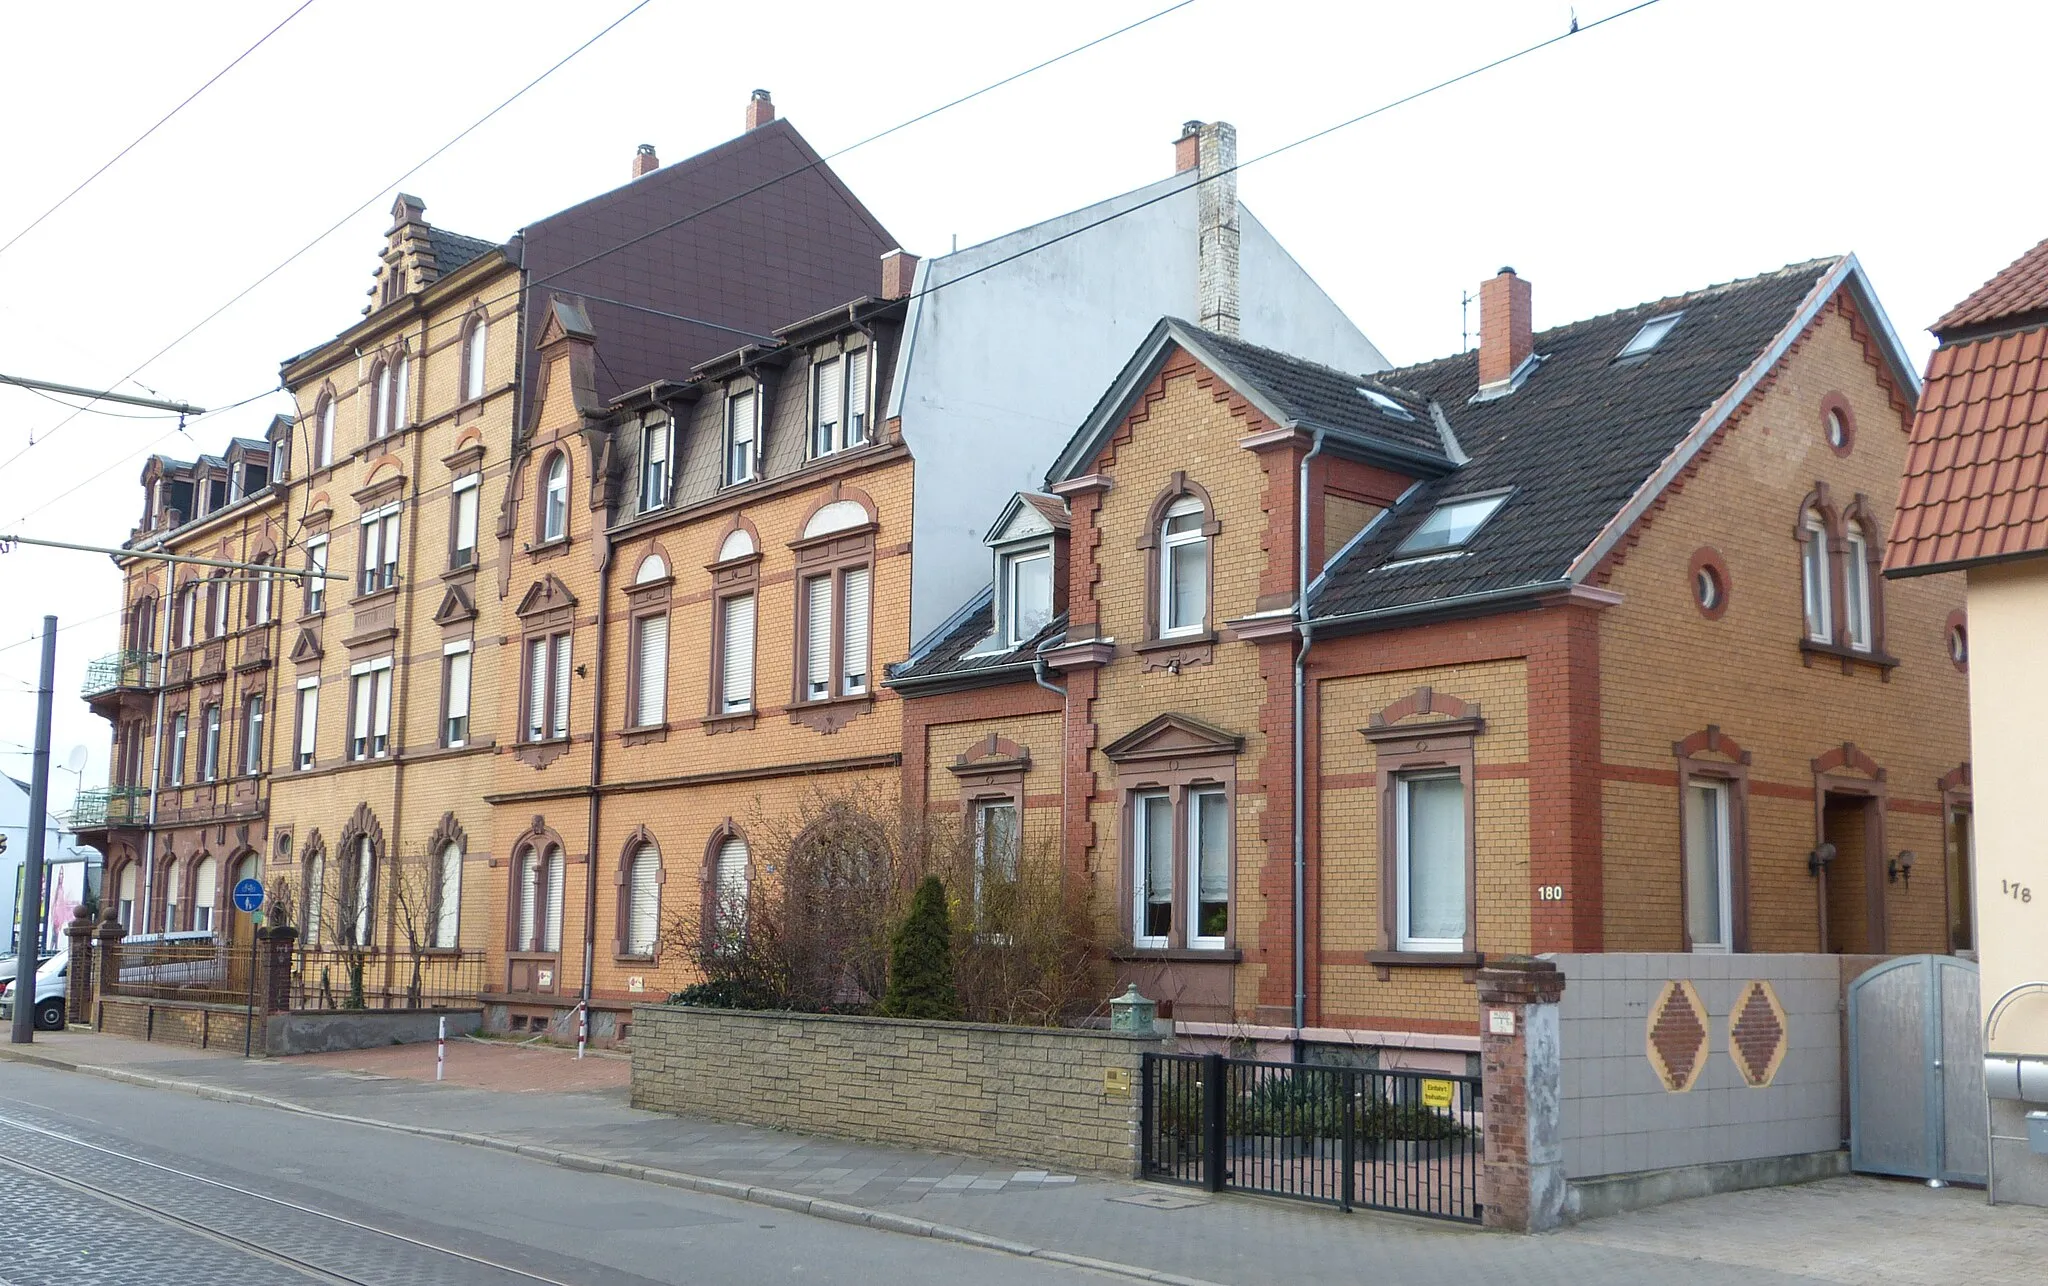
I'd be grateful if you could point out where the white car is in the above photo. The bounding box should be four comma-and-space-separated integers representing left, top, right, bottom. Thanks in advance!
0, 951, 67, 1030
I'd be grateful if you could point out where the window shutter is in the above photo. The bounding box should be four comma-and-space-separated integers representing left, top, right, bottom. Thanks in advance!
446, 652, 471, 721
715, 836, 749, 931
628, 844, 659, 955
298, 685, 317, 762
813, 356, 842, 452
454, 479, 479, 559
544, 847, 564, 951
351, 673, 372, 757
526, 639, 547, 739
518, 852, 538, 951
841, 566, 870, 693
804, 576, 832, 698
436, 843, 461, 949
722, 594, 755, 712
551, 635, 571, 737
635, 614, 667, 726
305, 854, 324, 946
371, 669, 392, 752
846, 347, 870, 441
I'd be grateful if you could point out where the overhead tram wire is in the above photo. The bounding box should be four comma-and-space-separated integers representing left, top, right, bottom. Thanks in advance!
0, 0, 657, 474
0, 0, 319, 261
3, 0, 1196, 523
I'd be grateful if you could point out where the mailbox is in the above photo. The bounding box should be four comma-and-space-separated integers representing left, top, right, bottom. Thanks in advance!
1984, 1053, 2048, 1103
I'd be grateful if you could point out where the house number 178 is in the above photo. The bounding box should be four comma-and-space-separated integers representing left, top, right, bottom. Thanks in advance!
2003, 880, 2033, 904
1536, 884, 1565, 902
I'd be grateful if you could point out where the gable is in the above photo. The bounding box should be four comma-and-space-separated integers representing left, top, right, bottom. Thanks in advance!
515, 573, 577, 619
288, 628, 323, 665
433, 584, 476, 626
1102, 712, 1245, 764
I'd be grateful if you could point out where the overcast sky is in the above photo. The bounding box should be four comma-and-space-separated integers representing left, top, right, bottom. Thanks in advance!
2, 0, 2040, 806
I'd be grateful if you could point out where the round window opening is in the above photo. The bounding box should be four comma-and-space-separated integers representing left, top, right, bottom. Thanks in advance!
1949, 623, 1968, 666
1825, 409, 1847, 449
1694, 566, 1723, 612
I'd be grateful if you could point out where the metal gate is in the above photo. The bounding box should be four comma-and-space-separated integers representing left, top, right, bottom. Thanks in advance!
1139, 1052, 1482, 1222
1848, 954, 1986, 1184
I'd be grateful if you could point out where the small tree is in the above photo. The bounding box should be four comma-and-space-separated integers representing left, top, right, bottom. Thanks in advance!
389, 848, 440, 1009
882, 876, 961, 1021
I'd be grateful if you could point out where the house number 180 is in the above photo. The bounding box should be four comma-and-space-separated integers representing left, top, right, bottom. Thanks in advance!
1536, 884, 1565, 902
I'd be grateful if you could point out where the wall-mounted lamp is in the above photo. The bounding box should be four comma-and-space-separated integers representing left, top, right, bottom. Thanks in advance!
1808, 842, 1838, 878
1889, 849, 1916, 887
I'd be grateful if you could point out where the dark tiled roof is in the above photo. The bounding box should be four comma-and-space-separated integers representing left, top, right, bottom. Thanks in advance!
1933, 236, 2048, 335
428, 228, 497, 279
521, 119, 898, 405
1887, 323, 2048, 574
1185, 324, 1447, 459
889, 589, 1067, 686
1313, 259, 1838, 621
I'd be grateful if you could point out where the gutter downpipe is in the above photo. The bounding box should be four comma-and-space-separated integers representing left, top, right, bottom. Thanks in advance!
140, 562, 174, 933
582, 424, 618, 1055
1293, 428, 1325, 1048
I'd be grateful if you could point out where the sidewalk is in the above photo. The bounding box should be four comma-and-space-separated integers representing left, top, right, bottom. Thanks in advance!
5, 1029, 2046, 1286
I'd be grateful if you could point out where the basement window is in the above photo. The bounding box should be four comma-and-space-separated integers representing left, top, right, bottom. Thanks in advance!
1392, 492, 1509, 558
1617, 312, 1684, 359
1357, 386, 1416, 421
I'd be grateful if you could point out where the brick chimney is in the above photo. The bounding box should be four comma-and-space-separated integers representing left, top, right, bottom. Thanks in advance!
881, 249, 919, 300
1195, 122, 1240, 337
745, 89, 775, 130
1174, 120, 1202, 174
632, 143, 659, 179
1478, 266, 1533, 389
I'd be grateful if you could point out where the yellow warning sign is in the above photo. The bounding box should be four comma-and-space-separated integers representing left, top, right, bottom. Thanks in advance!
1420, 1078, 1455, 1109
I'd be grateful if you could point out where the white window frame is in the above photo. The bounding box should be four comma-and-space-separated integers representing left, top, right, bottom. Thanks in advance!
304, 537, 328, 615
315, 396, 335, 469
243, 692, 264, 776
719, 592, 755, 715
451, 473, 480, 569
1394, 770, 1467, 953
640, 420, 670, 514
392, 353, 409, 432
434, 841, 461, 950
1132, 790, 1174, 949
972, 799, 1019, 934
464, 317, 488, 403
178, 584, 197, 647
359, 504, 400, 595
631, 612, 668, 728
200, 702, 221, 782
169, 712, 188, 786
1159, 497, 1208, 638
1801, 511, 1832, 643
524, 633, 571, 742
1844, 521, 1872, 651
1392, 492, 1510, 560
625, 843, 659, 956
370, 362, 391, 441
443, 641, 472, 749
1002, 546, 1054, 648
348, 657, 393, 761
724, 388, 758, 486
541, 455, 568, 543
294, 677, 319, 770
1187, 786, 1230, 949
1683, 778, 1733, 952
210, 574, 230, 638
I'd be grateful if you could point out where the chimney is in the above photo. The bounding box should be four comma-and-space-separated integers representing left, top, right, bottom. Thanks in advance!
881, 249, 919, 300
1195, 121, 1240, 337
631, 143, 659, 179
745, 89, 775, 131
1478, 266, 1533, 389
1173, 120, 1202, 174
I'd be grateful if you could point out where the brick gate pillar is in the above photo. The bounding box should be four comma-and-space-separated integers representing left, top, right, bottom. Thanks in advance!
1476, 956, 1566, 1232
258, 926, 298, 1014
93, 910, 127, 1026
63, 906, 95, 1025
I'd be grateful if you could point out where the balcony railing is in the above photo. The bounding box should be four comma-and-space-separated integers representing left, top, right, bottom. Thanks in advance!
67, 785, 149, 829
81, 650, 160, 698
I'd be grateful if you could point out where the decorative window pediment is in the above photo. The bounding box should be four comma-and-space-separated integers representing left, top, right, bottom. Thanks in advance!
514, 573, 578, 620
434, 584, 477, 626
949, 733, 1032, 778
1362, 686, 1485, 743
288, 627, 324, 665
1102, 712, 1244, 765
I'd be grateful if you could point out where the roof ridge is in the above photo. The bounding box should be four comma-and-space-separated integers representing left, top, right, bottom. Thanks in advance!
1171, 316, 1379, 383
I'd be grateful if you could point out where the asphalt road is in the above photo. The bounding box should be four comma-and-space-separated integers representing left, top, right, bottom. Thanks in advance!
0, 1063, 1122, 1286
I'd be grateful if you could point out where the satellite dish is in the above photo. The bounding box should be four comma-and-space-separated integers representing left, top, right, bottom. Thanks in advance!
64, 745, 88, 773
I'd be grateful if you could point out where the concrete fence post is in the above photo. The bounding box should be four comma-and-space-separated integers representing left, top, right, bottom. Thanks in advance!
64, 905, 95, 1025
1476, 956, 1567, 1232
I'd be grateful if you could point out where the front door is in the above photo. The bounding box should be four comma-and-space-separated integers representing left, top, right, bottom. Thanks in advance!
1823, 793, 1884, 953
226, 854, 260, 993
1848, 954, 1987, 1183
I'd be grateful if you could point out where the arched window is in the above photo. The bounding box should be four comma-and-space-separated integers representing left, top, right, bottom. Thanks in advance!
249, 555, 273, 626
434, 840, 462, 950
717, 528, 755, 562
162, 856, 183, 931
116, 864, 139, 931
709, 833, 749, 944
339, 836, 375, 948
192, 856, 218, 934
543, 845, 563, 951
1843, 518, 1873, 651
515, 844, 564, 952
392, 353, 410, 433
1800, 508, 1832, 644
315, 394, 335, 469
634, 553, 667, 585
177, 581, 198, 648
463, 316, 488, 403
517, 848, 540, 952
625, 841, 660, 956
130, 595, 157, 653
369, 361, 390, 441
302, 846, 326, 946
1159, 495, 1209, 637
541, 453, 568, 543
209, 570, 230, 638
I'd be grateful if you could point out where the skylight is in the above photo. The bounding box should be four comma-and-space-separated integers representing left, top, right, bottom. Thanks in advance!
1617, 312, 1684, 359
1392, 493, 1509, 557
1357, 386, 1416, 421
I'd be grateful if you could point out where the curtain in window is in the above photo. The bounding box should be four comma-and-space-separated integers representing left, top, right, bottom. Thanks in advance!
721, 594, 755, 712
804, 576, 832, 699
1403, 775, 1466, 944
445, 650, 471, 745
634, 615, 667, 727
627, 844, 659, 955
1844, 523, 1871, 649
1140, 793, 1173, 939
841, 567, 870, 693
1801, 516, 1831, 642
163, 858, 182, 930
1193, 789, 1229, 939
543, 845, 564, 952
1684, 781, 1728, 948
435, 842, 462, 949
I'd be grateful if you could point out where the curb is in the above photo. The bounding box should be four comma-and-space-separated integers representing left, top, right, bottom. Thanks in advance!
0, 1045, 1225, 1286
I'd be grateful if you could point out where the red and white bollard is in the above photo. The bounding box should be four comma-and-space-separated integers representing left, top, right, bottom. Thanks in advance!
436, 1015, 445, 1082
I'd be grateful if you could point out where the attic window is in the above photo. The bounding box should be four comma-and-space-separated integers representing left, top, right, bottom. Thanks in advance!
1617, 312, 1683, 359
1392, 493, 1508, 558
1357, 387, 1416, 421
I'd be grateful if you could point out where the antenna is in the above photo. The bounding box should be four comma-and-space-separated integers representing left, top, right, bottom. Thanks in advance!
1461, 290, 1473, 352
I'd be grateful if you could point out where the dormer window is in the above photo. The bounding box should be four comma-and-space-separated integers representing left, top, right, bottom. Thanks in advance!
205, 475, 228, 514
640, 419, 670, 514
808, 346, 871, 459
724, 388, 758, 486
1392, 492, 1509, 559
1002, 548, 1054, 647
1617, 311, 1683, 359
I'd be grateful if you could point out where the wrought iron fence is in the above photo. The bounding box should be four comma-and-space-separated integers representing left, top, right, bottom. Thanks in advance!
289, 948, 487, 1012
82, 650, 159, 697
1140, 1051, 1484, 1223
104, 936, 253, 1006
66, 785, 148, 829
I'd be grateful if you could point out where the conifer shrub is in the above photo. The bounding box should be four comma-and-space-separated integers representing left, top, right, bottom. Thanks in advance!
882, 875, 962, 1020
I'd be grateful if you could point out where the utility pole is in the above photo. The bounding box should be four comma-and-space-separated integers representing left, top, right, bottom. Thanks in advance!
0, 373, 204, 417
10, 616, 56, 1044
